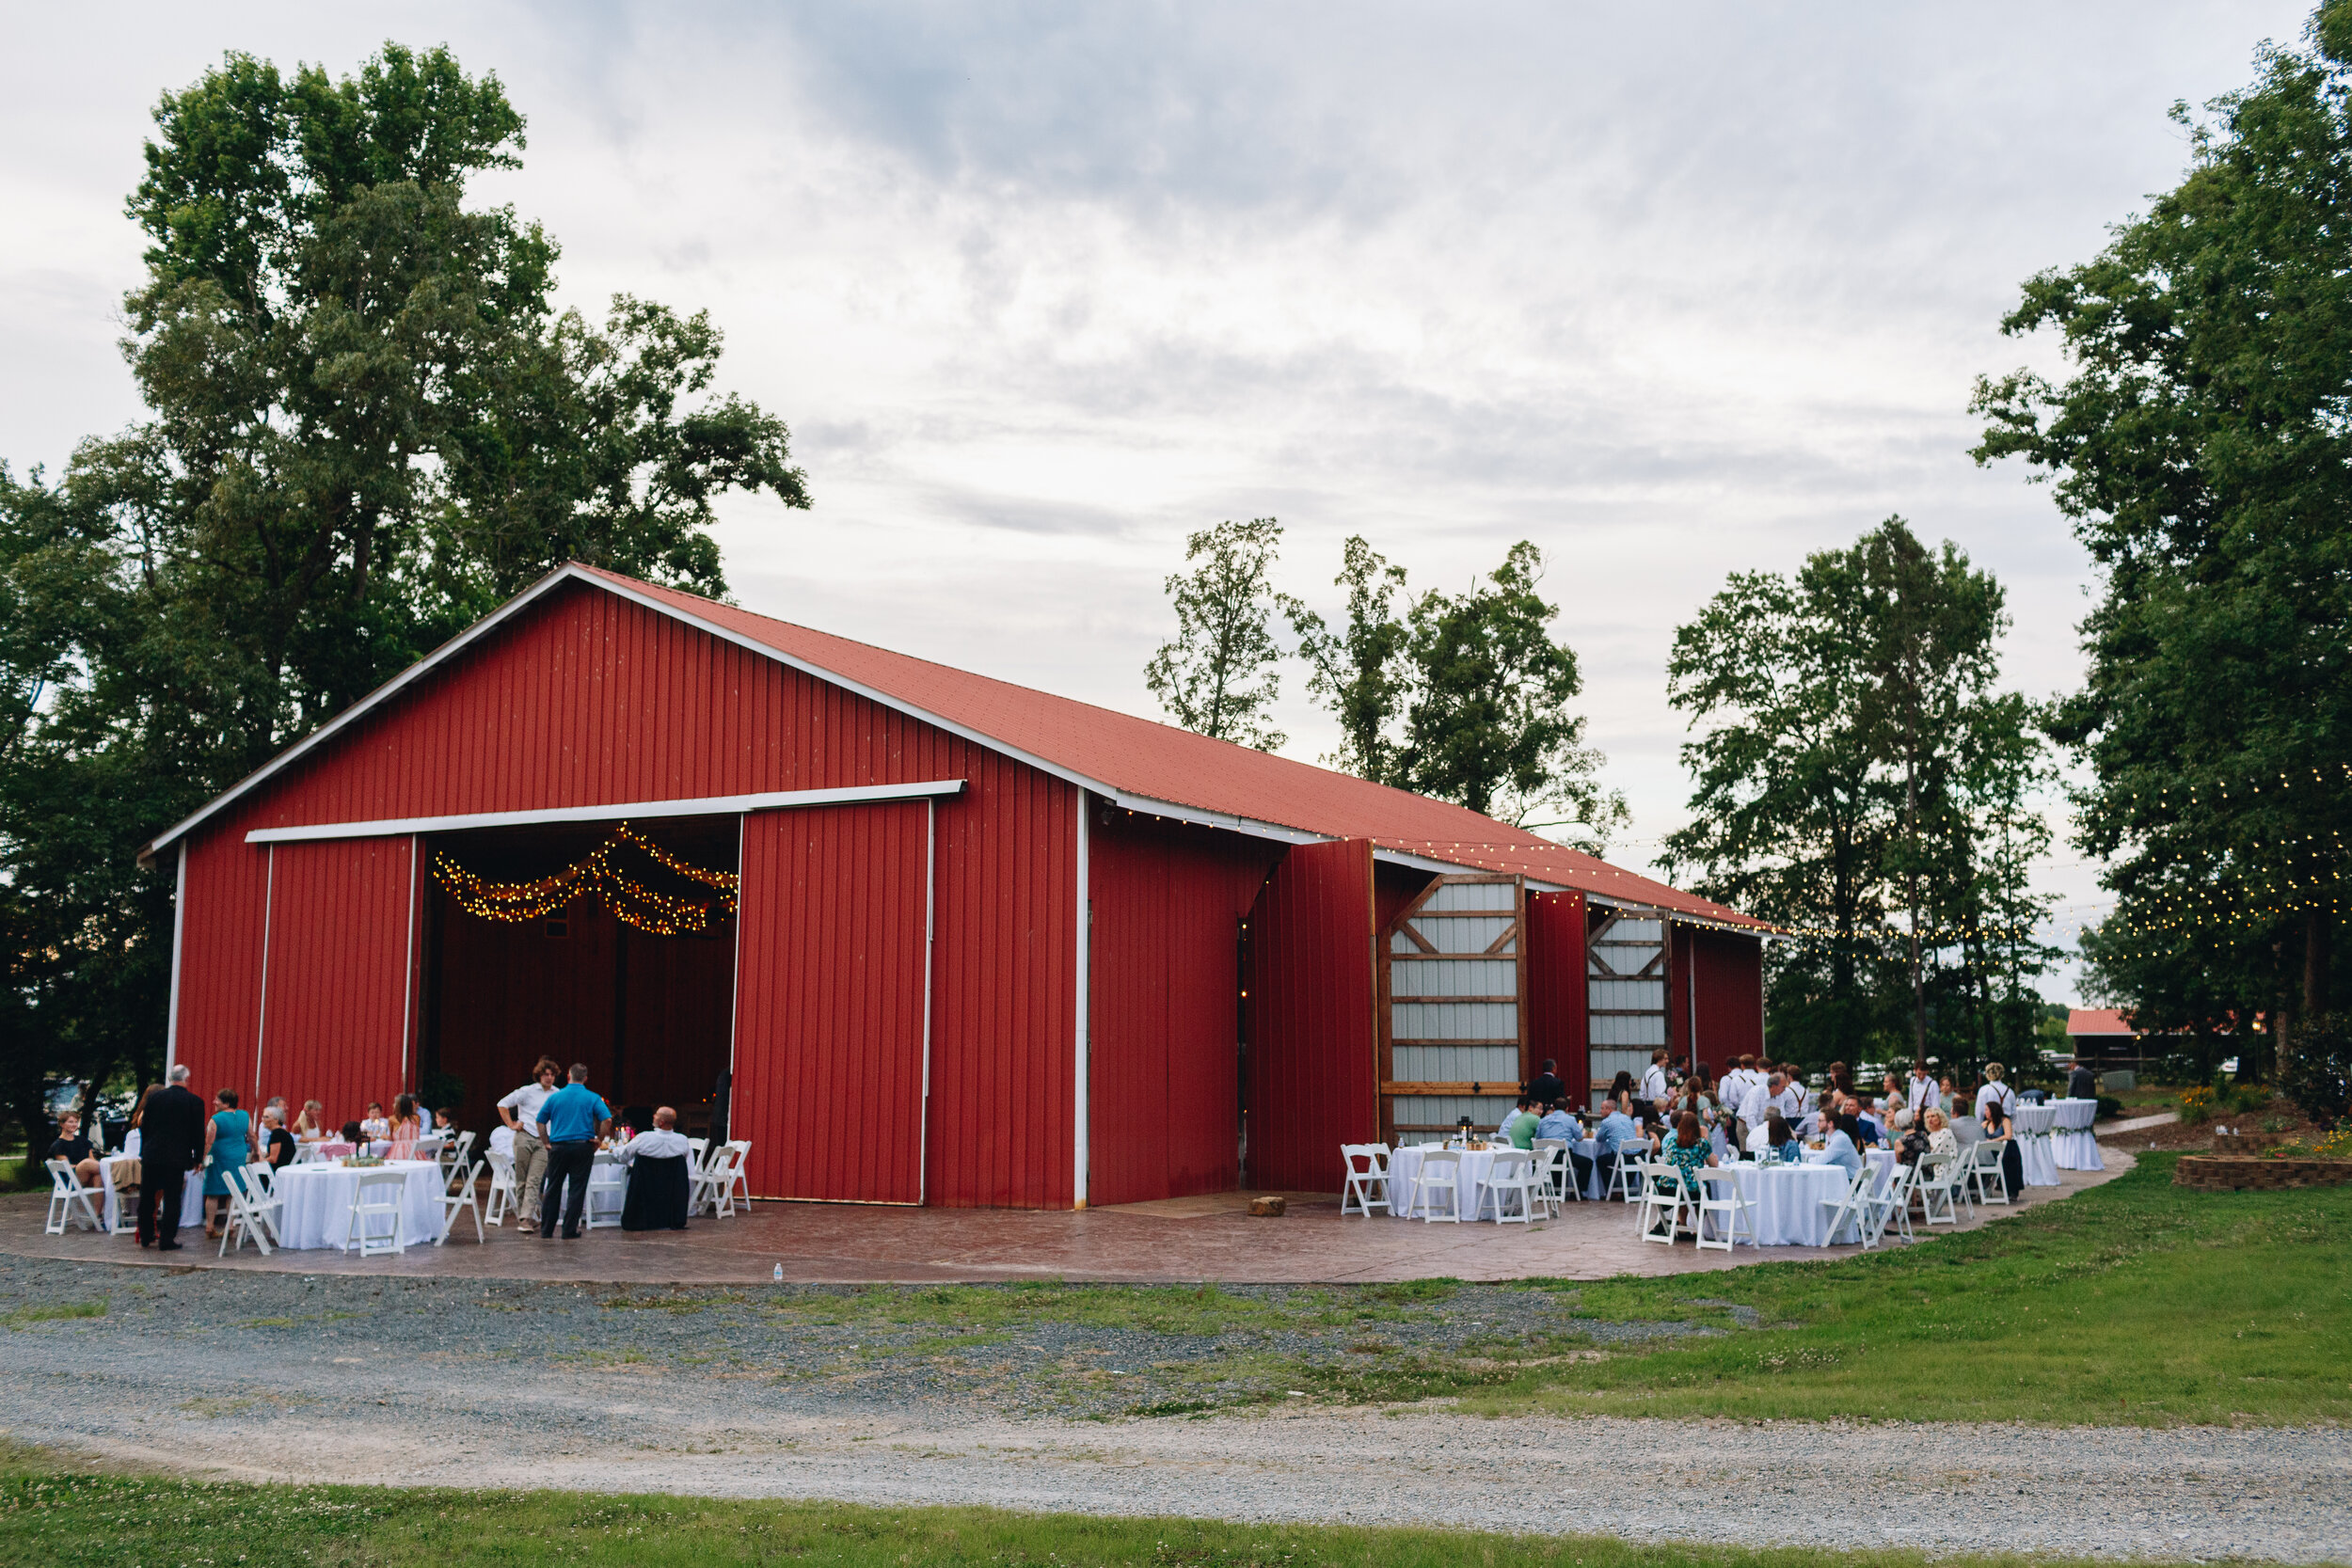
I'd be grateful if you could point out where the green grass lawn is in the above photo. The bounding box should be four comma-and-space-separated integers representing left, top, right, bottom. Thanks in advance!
1304, 1152, 2352, 1426
0, 1463, 2207, 1568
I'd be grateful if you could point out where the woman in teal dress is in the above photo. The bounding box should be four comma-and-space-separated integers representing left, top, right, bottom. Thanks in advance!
201, 1087, 256, 1239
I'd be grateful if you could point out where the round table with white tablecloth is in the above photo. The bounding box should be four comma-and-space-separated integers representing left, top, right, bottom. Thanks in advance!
2049, 1098, 2104, 1170
1385, 1144, 1520, 1221
1692, 1161, 1860, 1246
2010, 1103, 2061, 1185
96, 1154, 204, 1235
272, 1160, 445, 1250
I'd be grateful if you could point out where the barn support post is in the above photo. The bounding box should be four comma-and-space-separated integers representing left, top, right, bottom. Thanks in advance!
919, 798, 937, 1207
1073, 788, 1091, 1210
252, 844, 277, 1102
165, 842, 187, 1075
399, 835, 420, 1088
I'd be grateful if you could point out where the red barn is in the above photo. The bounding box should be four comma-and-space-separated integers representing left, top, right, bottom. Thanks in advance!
142, 564, 1765, 1208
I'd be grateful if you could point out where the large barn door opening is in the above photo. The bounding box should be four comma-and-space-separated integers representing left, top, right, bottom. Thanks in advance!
731, 800, 932, 1204
1243, 837, 1376, 1191
1587, 908, 1666, 1104
1379, 875, 1525, 1142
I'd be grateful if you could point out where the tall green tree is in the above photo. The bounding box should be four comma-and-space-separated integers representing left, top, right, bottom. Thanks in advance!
1972, 2, 2352, 1070
1145, 517, 1290, 750
0, 42, 809, 1161
1664, 518, 2055, 1070
1289, 535, 1411, 784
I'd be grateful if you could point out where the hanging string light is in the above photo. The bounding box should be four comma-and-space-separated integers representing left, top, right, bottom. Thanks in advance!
433, 823, 739, 937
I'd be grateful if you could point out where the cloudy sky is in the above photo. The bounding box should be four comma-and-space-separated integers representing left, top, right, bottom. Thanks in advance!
3, 2, 2318, 997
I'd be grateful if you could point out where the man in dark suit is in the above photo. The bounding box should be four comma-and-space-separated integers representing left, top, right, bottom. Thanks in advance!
1524, 1058, 1567, 1109
2067, 1059, 2099, 1101
138, 1065, 207, 1250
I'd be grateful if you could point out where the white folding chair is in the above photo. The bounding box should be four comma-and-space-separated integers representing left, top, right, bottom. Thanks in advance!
686, 1136, 709, 1171
1912, 1152, 1961, 1226
692, 1143, 745, 1218
723, 1139, 753, 1211
1529, 1140, 1571, 1216
1410, 1149, 1464, 1222
1856, 1160, 1913, 1248
43, 1160, 103, 1236
1481, 1149, 1540, 1224
437, 1158, 487, 1244
439, 1131, 476, 1184
1817, 1162, 1873, 1245
220, 1161, 281, 1256
483, 1148, 519, 1227
1968, 1139, 2012, 1207
345, 1168, 411, 1257
584, 1153, 628, 1229
1637, 1160, 1692, 1243
1694, 1167, 1755, 1252
1340, 1143, 1392, 1216
1606, 1148, 1647, 1203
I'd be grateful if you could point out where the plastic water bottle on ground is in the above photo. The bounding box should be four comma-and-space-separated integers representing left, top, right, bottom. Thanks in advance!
772, 1263, 784, 1283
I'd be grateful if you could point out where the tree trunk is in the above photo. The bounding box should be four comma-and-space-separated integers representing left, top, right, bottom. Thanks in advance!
2305, 901, 2331, 1022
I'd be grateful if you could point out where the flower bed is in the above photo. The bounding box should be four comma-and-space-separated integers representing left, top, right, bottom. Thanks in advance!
2174, 1155, 2352, 1192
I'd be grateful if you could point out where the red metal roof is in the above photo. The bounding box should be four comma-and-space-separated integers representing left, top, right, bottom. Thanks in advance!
2067, 1007, 2137, 1037
582, 568, 1762, 929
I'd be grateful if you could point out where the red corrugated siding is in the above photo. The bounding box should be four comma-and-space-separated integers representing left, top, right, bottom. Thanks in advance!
1692, 929, 1764, 1075
170, 832, 270, 1101
1086, 812, 1283, 1206
254, 837, 416, 1120
171, 581, 1077, 1208
1245, 838, 1377, 1193
1525, 891, 1588, 1109
733, 801, 930, 1203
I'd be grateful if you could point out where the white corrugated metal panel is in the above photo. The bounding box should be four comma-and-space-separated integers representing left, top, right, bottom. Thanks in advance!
1391, 1000, 1518, 1041
1393, 1044, 1521, 1082
1390, 1094, 1518, 1129
1417, 915, 1515, 954
1598, 918, 1662, 943
1589, 979, 1665, 1012
1390, 959, 1518, 998
1591, 1012, 1667, 1046
1422, 882, 1518, 912
1588, 1048, 1649, 1085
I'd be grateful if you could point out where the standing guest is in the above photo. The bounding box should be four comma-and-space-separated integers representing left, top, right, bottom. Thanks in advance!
1938, 1076, 1959, 1117
1525, 1058, 1566, 1107
292, 1101, 328, 1144
498, 1058, 562, 1229
126, 1085, 158, 1159
261, 1106, 297, 1170
535, 1063, 613, 1241
1638, 1050, 1670, 1116
47, 1112, 103, 1191
1737, 1070, 1779, 1147
137, 1068, 206, 1250
615, 1107, 695, 1231
200, 1088, 257, 1239
1501, 1096, 1540, 1149
359, 1102, 390, 1141
1976, 1063, 2018, 1121
1906, 1064, 1937, 1118
2067, 1058, 2099, 1101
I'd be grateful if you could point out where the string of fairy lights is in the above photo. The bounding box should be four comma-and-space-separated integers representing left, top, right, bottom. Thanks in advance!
433, 823, 739, 937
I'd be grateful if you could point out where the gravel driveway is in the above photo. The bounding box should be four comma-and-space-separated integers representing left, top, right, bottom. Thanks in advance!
2, 1257, 2344, 1562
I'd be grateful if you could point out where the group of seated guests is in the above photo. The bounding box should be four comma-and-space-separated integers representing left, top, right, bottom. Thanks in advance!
1468, 1053, 2030, 1207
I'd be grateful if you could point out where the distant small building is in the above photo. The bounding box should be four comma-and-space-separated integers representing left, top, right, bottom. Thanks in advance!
2067, 1008, 2138, 1061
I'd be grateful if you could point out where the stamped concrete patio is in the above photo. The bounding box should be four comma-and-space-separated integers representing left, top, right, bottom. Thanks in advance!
2, 1152, 2127, 1285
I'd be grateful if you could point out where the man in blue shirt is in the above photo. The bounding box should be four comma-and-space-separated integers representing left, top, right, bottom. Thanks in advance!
1593, 1095, 1644, 1199
535, 1063, 613, 1240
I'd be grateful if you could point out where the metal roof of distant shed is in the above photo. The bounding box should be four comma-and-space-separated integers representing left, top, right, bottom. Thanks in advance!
145, 563, 1764, 931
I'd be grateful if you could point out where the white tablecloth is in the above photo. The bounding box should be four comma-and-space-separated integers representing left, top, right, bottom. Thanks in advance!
2010, 1104, 2061, 1185
1386, 1145, 1527, 1220
1693, 1162, 1859, 1246
2050, 1098, 2104, 1170
273, 1161, 445, 1250
96, 1155, 204, 1234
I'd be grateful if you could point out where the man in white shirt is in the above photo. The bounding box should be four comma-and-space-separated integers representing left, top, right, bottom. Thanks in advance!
1720, 1056, 1756, 1125
1906, 1066, 1936, 1117
614, 1106, 695, 1231
1639, 1051, 1669, 1114
1774, 1073, 1807, 1123
1738, 1071, 1781, 1144
497, 1057, 562, 1229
